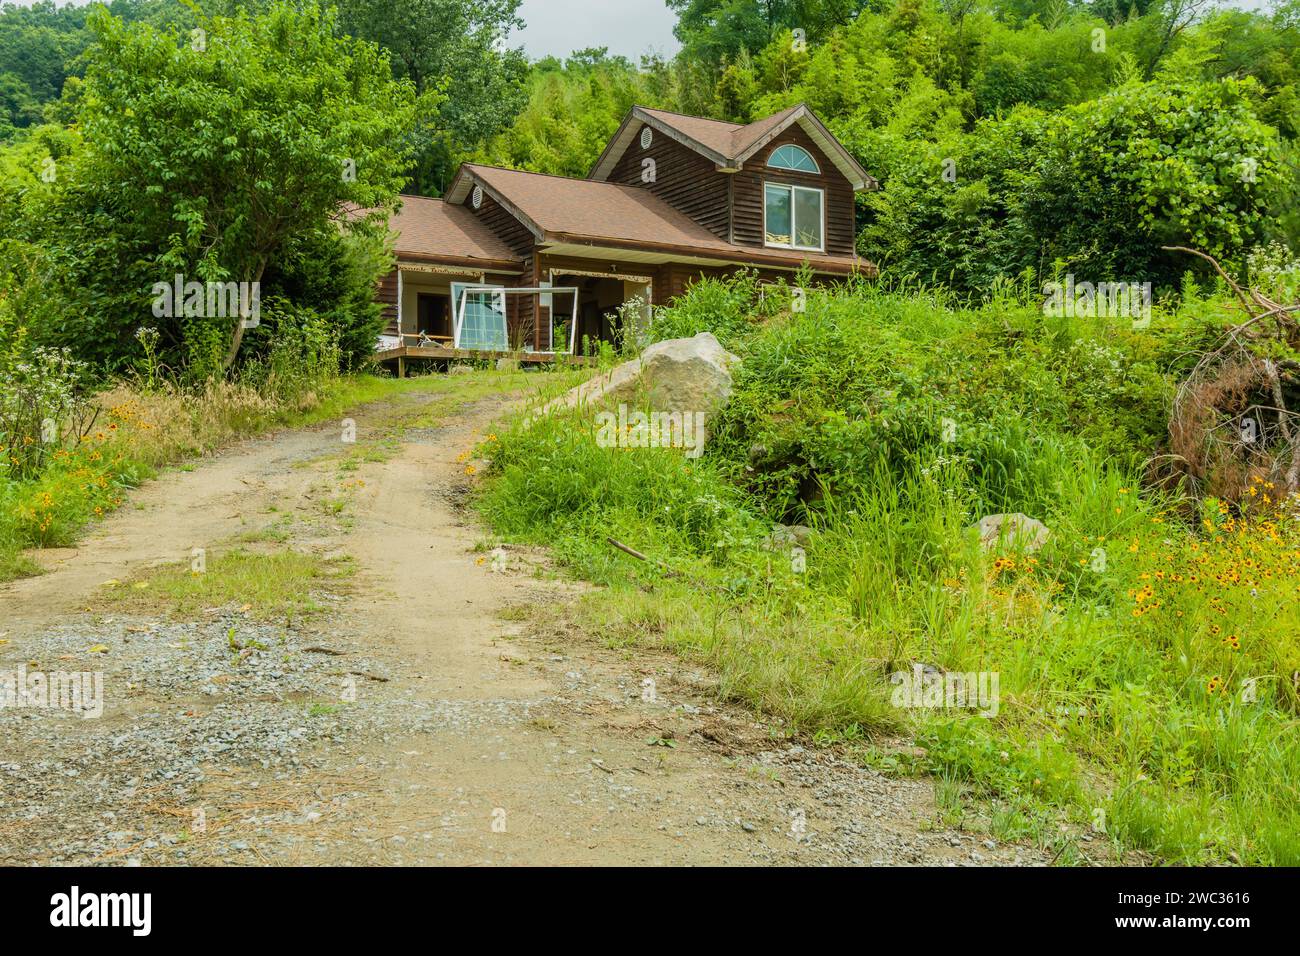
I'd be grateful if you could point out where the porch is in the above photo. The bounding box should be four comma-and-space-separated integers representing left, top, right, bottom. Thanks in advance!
373, 256, 653, 374
372, 342, 596, 377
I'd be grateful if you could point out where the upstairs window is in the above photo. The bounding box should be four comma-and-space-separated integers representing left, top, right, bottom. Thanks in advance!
764, 183, 824, 251
767, 144, 819, 174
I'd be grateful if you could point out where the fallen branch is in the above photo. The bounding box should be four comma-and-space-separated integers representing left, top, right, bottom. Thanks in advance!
605, 536, 737, 597
1163, 247, 1300, 497
1162, 245, 1256, 316
606, 536, 684, 579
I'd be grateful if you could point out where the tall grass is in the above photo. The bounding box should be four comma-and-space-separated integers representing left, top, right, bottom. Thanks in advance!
477, 277, 1300, 864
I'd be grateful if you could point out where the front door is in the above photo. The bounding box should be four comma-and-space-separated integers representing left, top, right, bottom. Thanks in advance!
416, 294, 450, 338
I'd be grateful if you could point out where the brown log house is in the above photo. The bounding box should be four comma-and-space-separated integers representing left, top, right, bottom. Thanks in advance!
374, 103, 877, 365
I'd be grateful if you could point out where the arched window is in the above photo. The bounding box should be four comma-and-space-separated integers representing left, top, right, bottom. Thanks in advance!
767, 144, 819, 174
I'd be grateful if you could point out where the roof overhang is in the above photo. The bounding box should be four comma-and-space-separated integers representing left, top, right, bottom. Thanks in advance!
446, 167, 546, 242
395, 252, 524, 275
539, 237, 875, 277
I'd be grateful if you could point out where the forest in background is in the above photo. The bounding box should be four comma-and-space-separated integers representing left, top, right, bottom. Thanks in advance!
3, 0, 1298, 301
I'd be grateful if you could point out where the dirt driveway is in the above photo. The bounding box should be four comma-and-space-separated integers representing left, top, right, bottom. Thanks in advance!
0, 376, 1051, 866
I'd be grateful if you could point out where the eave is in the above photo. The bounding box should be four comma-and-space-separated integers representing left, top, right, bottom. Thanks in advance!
542, 233, 877, 277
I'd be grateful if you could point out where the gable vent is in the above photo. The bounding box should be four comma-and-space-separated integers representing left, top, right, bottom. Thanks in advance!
640, 127, 653, 150
471, 185, 483, 209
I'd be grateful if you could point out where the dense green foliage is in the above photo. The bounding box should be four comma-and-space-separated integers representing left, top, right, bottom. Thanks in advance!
868, 79, 1287, 290
336, 0, 527, 194
480, 275, 1300, 864
2, 2, 418, 377
0, 0, 194, 138
470, 48, 678, 178
707, 274, 1179, 511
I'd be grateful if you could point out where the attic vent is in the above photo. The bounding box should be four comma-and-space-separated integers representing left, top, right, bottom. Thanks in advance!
471, 185, 483, 209
640, 127, 653, 150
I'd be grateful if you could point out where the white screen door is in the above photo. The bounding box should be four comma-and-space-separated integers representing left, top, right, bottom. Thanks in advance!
452, 282, 508, 350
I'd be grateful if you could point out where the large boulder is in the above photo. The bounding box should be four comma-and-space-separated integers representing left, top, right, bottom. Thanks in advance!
548, 332, 740, 421
972, 513, 1051, 552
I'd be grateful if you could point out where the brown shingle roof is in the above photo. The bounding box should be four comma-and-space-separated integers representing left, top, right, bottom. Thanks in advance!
729, 104, 806, 155
635, 107, 744, 159
462, 164, 722, 247
637, 104, 803, 158
450, 164, 869, 275
389, 195, 523, 269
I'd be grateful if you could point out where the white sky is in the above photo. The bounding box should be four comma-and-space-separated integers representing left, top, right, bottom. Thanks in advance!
512, 0, 681, 61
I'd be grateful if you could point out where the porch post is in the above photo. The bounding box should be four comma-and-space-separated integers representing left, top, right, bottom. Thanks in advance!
396, 267, 404, 341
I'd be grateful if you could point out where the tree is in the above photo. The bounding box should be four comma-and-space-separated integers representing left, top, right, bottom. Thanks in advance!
25, 2, 423, 374
1029, 79, 1286, 280
0, 71, 40, 134
668, 0, 869, 73
0, 0, 198, 133
337, 0, 528, 194
864, 79, 1287, 293
472, 52, 663, 177
1142, 0, 1213, 79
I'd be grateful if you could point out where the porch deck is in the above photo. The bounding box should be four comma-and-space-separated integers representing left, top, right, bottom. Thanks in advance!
372, 344, 595, 376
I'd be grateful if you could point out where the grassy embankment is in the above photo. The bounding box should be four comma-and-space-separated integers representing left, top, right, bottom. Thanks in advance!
476, 274, 1300, 865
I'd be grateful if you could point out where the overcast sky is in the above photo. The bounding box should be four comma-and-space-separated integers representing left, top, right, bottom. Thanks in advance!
512, 0, 681, 61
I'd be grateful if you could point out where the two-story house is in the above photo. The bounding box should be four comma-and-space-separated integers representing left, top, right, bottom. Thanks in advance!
374, 102, 876, 366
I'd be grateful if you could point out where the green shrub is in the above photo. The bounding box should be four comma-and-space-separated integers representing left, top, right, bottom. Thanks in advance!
480, 406, 762, 568
643, 269, 777, 352
708, 282, 1175, 519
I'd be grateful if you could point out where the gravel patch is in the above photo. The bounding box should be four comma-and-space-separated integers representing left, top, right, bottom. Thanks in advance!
0, 611, 542, 864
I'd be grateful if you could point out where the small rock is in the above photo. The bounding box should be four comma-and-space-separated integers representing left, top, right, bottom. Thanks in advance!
764, 524, 813, 550
972, 513, 1050, 552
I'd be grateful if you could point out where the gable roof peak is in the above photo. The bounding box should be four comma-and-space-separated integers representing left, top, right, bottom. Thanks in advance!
590, 102, 874, 191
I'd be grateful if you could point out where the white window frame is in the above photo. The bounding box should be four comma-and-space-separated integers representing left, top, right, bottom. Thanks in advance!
450, 283, 582, 353
452, 282, 507, 350
763, 182, 825, 253
768, 144, 820, 174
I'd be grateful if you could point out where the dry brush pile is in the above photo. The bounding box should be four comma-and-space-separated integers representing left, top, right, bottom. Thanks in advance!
1165, 246, 1300, 508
